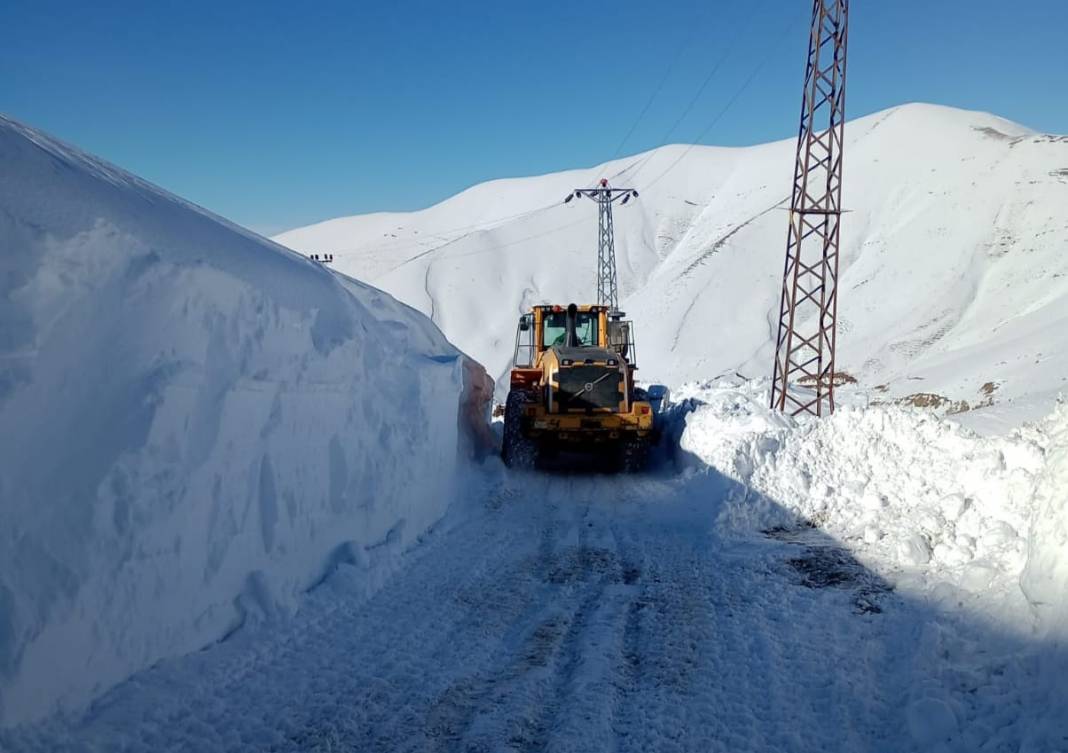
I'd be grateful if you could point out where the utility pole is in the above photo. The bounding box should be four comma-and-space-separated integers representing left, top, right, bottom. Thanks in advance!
565, 179, 638, 311
770, 0, 850, 416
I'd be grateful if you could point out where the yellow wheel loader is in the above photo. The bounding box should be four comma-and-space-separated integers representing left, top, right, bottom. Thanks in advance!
502, 303, 655, 472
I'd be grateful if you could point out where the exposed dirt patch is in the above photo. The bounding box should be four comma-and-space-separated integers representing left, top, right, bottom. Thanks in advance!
765, 527, 894, 614
788, 547, 892, 615
898, 392, 971, 414
797, 371, 858, 388
889, 383, 999, 414
972, 125, 1015, 142
973, 381, 1000, 409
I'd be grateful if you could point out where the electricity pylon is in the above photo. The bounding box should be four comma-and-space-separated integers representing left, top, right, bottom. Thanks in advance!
565, 179, 638, 311
770, 0, 850, 416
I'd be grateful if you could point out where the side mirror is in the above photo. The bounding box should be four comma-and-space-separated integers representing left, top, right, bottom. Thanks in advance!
519, 319, 530, 332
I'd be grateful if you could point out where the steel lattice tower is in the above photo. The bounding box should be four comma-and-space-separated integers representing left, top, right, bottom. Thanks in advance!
565, 179, 638, 311
770, 0, 850, 416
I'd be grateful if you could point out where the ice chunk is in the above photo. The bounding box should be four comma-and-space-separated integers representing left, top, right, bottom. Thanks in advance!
899, 533, 932, 566
938, 493, 968, 522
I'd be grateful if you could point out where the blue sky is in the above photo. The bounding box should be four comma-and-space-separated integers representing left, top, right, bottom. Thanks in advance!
4, 0, 1067, 235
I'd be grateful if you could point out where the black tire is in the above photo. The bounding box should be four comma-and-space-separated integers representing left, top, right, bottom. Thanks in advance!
502, 391, 539, 470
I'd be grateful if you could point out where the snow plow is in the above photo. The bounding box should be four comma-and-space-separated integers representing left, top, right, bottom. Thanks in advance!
502, 303, 658, 471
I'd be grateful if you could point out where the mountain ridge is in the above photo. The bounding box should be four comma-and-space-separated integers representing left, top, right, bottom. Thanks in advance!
278, 102, 1068, 426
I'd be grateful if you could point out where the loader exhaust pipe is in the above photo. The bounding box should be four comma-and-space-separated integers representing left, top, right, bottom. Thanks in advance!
565, 303, 579, 348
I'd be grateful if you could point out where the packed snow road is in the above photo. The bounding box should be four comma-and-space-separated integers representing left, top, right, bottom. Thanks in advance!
1, 466, 1052, 752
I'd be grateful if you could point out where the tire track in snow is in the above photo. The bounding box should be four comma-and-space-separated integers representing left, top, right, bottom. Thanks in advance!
435, 484, 612, 752
514, 498, 618, 752
7, 471, 921, 753
427, 477, 645, 752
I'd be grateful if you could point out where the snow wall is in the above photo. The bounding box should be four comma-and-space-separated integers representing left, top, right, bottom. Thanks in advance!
1021, 401, 1068, 644
0, 116, 489, 726
677, 380, 1066, 632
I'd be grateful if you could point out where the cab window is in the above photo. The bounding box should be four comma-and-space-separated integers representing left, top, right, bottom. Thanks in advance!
541, 311, 599, 349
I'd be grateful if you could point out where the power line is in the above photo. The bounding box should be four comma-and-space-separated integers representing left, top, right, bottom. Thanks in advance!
599, 8, 802, 193
607, 8, 765, 186
388, 201, 564, 271
611, 12, 703, 159
377, 165, 615, 261
655, 46, 737, 150
384, 153, 643, 272
636, 13, 803, 192
434, 217, 589, 262
389, 9, 795, 278
403, 201, 561, 244
341, 7, 797, 278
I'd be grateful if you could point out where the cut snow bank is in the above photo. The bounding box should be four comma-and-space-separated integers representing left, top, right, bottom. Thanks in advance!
0, 116, 484, 726
1021, 402, 1068, 644
676, 379, 1064, 630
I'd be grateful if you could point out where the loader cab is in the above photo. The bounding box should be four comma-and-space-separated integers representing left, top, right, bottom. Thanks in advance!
511, 304, 636, 369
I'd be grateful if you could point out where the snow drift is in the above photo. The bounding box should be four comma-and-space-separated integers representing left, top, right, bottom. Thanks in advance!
674, 380, 1068, 748
675, 379, 1065, 631
276, 104, 1068, 425
0, 116, 481, 726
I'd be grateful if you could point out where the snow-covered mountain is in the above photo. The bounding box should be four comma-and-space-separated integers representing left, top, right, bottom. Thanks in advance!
0, 115, 475, 725
276, 103, 1068, 426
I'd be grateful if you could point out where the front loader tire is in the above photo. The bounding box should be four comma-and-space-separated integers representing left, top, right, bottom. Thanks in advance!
502, 391, 539, 470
